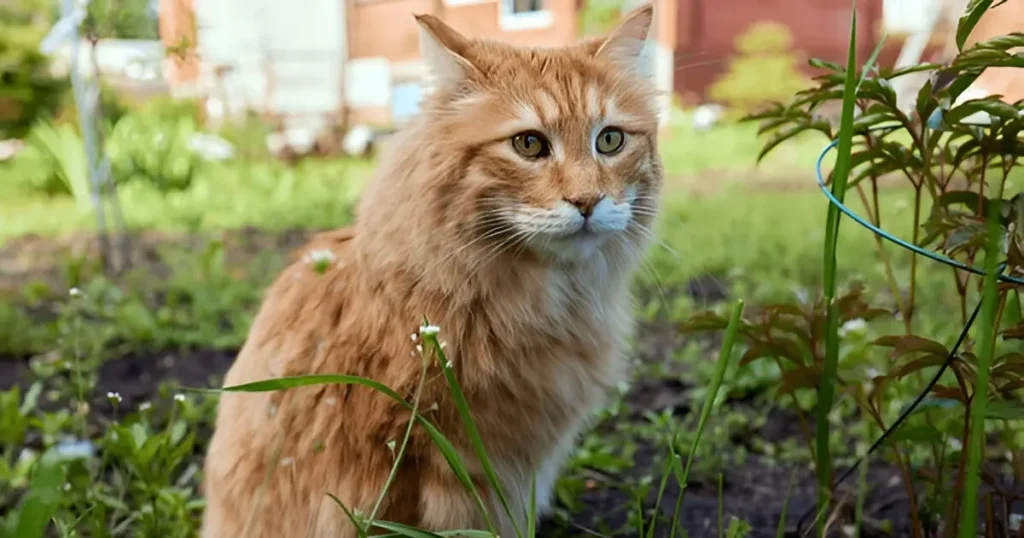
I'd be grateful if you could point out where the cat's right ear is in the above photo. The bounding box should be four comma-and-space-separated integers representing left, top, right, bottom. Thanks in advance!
414, 14, 479, 85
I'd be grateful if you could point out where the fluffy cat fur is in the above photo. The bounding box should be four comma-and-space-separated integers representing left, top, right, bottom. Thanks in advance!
201, 5, 663, 537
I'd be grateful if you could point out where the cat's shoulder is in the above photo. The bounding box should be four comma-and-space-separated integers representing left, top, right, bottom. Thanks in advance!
287, 228, 356, 264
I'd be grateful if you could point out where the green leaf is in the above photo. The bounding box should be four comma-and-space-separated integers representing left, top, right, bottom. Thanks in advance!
777, 365, 822, 396
740, 339, 807, 367
885, 63, 942, 79
885, 424, 944, 444
12, 450, 65, 538
756, 121, 828, 163
894, 354, 949, 380
873, 335, 950, 358
956, 0, 996, 51
809, 58, 844, 72
852, 112, 898, 132
936, 190, 986, 215
973, 32, 1024, 51
946, 98, 1021, 124
983, 400, 1024, 420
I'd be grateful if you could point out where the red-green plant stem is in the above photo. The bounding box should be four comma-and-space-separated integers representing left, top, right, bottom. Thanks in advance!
958, 178, 1004, 538
855, 183, 908, 319
907, 185, 923, 331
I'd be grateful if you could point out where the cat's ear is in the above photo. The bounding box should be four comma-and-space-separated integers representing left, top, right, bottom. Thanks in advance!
589, 3, 654, 79
414, 14, 479, 85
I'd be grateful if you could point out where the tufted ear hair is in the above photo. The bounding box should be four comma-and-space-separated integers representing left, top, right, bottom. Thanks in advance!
414, 13, 481, 86
587, 3, 655, 80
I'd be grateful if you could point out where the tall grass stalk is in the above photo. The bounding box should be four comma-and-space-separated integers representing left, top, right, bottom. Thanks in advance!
816, 2, 861, 535
669, 299, 744, 538
957, 182, 1005, 537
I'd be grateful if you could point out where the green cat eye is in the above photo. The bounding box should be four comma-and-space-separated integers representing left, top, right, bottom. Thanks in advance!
511, 131, 551, 159
595, 127, 625, 155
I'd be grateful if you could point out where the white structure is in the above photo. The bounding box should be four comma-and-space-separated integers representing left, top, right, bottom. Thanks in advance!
193, 0, 349, 147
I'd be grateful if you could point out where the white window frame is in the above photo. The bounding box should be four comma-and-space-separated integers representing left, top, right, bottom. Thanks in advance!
499, 0, 552, 31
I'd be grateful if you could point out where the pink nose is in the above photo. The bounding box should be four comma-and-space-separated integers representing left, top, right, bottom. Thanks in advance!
564, 195, 604, 218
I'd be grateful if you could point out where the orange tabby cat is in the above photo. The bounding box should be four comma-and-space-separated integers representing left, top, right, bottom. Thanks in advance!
200, 5, 663, 537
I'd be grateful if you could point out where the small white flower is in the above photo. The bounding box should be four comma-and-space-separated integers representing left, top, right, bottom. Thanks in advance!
304, 249, 336, 274
106, 392, 122, 404
839, 318, 868, 337
419, 324, 441, 336
139, 402, 152, 412
415, 344, 423, 353
444, 360, 453, 369
410, 333, 418, 342
69, 287, 83, 298
174, 393, 186, 403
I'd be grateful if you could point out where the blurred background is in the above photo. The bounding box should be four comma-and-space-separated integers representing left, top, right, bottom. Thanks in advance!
1, 0, 1023, 536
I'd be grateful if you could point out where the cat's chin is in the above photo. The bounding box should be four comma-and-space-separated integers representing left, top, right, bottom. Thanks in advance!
531, 231, 610, 264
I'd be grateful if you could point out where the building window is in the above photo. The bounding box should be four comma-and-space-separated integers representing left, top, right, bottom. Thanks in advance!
510, 0, 542, 13
500, 0, 552, 31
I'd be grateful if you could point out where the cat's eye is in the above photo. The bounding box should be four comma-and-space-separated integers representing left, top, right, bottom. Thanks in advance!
511, 131, 551, 159
595, 127, 625, 155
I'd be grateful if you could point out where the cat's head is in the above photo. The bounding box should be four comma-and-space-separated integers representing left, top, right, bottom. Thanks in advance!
412, 4, 663, 265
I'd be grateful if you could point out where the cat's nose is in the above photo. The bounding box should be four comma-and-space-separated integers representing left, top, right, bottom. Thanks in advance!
565, 194, 605, 218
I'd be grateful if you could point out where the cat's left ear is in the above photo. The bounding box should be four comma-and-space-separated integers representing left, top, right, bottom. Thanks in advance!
588, 3, 654, 79
414, 14, 480, 86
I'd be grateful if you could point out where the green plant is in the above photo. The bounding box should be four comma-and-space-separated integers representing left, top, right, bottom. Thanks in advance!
0, 0, 67, 139
684, 1, 1024, 536
9, 120, 91, 208
107, 110, 203, 192
706, 21, 811, 117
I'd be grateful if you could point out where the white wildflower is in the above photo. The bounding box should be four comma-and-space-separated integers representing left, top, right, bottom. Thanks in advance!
63, 482, 72, 492
419, 324, 441, 336
304, 249, 336, 274
174, 393, 186, 403
69, 287, 83, 298
188, 133, 235, 161
415, 344, 423, 353
139, 402, 152, 412
838, 318, 868, 337
106, 392, 122, 404
410, 333, 418, 342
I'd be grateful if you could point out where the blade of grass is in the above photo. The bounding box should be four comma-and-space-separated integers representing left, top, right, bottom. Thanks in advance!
669, 299, 745, 538
775, 468, 797, 538
958, 181, 1005, 537
326, 493, 370, 538
717, 473, 724, 538
817, 2, 861, 536
420, 327, 521, 538
212, 373, 496, 534
11, 449, 65, 538
645, 448, 683, 538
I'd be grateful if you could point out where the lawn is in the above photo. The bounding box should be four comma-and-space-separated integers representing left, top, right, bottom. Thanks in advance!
0, 106, 1019, 538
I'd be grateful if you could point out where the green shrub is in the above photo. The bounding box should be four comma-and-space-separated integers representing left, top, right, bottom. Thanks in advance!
107, 110, 203, 193
0, 0, 68, 139
707, 21, 810, 117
